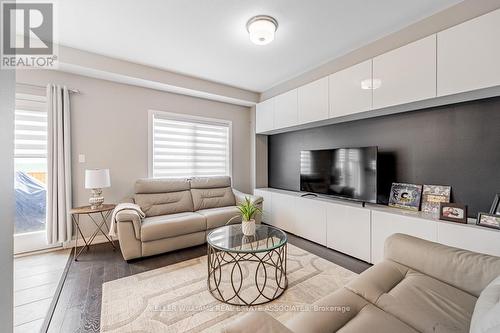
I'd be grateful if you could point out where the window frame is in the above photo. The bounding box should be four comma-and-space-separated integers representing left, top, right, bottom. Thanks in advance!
148, 109, 233, 179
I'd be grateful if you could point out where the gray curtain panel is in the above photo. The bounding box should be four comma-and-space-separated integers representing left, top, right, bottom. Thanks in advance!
46, 84, 72, 244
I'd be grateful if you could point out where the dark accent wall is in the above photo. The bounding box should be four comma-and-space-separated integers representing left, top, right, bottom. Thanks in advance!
268, 97, 500, 217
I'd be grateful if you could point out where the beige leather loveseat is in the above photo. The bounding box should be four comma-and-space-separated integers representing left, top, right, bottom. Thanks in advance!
224, 234, 500, 333
115, 176, 262, 260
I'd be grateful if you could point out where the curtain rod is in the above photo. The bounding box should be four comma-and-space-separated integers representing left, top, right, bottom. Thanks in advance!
16, 82, 81, 94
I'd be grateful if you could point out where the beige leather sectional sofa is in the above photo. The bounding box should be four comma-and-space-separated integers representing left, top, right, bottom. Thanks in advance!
114, 176, 262, 260
224, 234, 500, 333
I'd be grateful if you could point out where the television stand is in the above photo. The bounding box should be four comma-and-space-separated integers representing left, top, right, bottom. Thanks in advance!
301, 193, 318, 198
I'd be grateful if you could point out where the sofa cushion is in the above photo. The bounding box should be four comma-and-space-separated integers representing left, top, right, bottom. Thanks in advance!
135, 178, 190, 194
140, 212, 206, 242
286, 288, 418, 333
470, 276, 500, 333
134, 190, 194, 217
347, 260, 477, 333
191, 187, 235, 211
384, 233, 500, 298
197, 206, 241, 229
190, 176, 231, 189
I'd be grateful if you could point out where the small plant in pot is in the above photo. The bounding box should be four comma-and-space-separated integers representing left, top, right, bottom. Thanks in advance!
228, 197, 261, 236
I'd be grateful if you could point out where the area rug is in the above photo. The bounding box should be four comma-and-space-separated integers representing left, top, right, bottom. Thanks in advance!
100, 244, 357, 333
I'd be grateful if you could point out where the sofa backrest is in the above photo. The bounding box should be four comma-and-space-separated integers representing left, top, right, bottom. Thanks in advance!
133, 178, 193, 217
384, 233, 500, 297
190, 176, 235, 211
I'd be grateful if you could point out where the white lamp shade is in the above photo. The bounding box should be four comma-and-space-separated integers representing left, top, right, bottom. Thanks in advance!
85, 169, 111, 189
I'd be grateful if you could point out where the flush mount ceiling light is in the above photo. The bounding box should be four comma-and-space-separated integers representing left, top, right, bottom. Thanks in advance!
246, 15, 278, 45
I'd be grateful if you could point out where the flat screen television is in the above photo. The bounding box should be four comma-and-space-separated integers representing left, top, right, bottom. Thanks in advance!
300, 147, 377, 203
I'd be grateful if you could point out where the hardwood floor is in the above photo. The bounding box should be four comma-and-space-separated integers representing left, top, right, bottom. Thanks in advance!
47, 234, 371, 333
14, 249, 71, 333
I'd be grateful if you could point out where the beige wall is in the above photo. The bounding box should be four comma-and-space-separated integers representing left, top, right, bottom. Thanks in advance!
16, 70, 252, 237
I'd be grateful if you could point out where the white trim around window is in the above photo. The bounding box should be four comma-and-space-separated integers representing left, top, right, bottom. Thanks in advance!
148, 110, 233, 179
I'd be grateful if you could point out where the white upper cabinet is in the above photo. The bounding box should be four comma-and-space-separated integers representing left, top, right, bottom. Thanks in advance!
274, 89, 298, 129
329, 60, 372, 118
255, 98, 274, 134
298, 77, 329, 124
373, 35, 437, 109
437, 9, 500, 96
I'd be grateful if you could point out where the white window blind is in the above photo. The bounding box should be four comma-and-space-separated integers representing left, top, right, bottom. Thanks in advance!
15, 93, 48, 159
150, 111, 231, 178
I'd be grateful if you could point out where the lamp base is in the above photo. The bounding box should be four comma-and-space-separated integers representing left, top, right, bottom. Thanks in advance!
89, 188, 104, 209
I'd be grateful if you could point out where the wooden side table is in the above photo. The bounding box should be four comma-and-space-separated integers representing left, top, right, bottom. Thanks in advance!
70, 204, 117, 261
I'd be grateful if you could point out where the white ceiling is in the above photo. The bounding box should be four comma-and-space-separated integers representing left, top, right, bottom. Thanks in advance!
54, 0, 462, 92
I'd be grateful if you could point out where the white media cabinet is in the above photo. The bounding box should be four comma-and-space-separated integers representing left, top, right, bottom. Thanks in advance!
254, 188, 500, 264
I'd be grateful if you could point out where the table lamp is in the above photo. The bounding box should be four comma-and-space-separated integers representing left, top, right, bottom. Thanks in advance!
85, 169, 111, 209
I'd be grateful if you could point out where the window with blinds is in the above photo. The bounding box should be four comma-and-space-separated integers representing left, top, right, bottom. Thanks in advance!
149, 111, 231, 178
14, 92, 48, 234
15, 93, 48, 161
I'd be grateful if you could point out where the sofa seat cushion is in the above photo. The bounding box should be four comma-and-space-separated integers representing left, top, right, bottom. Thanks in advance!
286, 288, 418, 333
197, 206, 241, 229
347, 260, 477, 333
140, 212, 206, 242
134, 190, 194, 217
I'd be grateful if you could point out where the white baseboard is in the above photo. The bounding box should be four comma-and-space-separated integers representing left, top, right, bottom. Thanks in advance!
63, 234, 117, 249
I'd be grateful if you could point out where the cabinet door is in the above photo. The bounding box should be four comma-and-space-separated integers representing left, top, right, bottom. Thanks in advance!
373, 35, 436, 109
294, 197, 327, 246
329, 60, 372, 118
437, 222, 500, 257
274, 89, 298, 129
298, 77, 329, 124
255, 98, 274, 133
437, 9, 500, 96
371, 210, 437, 264
254, 189, 272, 224
326, 203, 371, 262
270, 192, 297, 234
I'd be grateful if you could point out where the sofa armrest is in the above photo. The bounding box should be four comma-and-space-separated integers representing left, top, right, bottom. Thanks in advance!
384, 233, 500, 297
221, 312, 293, 333
232, 189, 263, 205
115, 210, 142, 239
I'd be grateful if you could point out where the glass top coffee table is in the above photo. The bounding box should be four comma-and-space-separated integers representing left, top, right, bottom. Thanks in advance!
207, 224, 288, 306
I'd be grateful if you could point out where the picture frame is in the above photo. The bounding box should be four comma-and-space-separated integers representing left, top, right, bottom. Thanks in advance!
439, 203, 467, 224
489, 194, 500, 215
421, 185, 451, 216
477, 212, 500, 230
388, 183, 423, 211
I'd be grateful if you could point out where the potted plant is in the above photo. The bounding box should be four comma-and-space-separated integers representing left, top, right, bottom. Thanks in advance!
229, 197, 262, 236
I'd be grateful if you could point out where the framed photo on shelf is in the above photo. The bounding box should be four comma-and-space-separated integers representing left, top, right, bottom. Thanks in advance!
388, 183, 423, 211
439, 203, 467, 224
489, 194, 500, 215
421, 185, 451, 215
477, 212, 500, 230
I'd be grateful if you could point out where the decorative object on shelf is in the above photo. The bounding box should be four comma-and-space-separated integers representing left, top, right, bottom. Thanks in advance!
229, 197, 262, 236
439, 203, 468, 224
421, 185, 451, 215
477, 212, 500, 230
388, 183, 422, 211
489, 193, 500, 215
85, 169, 111, 209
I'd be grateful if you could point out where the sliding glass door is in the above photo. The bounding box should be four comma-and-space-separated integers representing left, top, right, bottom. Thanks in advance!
14, 92, 58, 253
